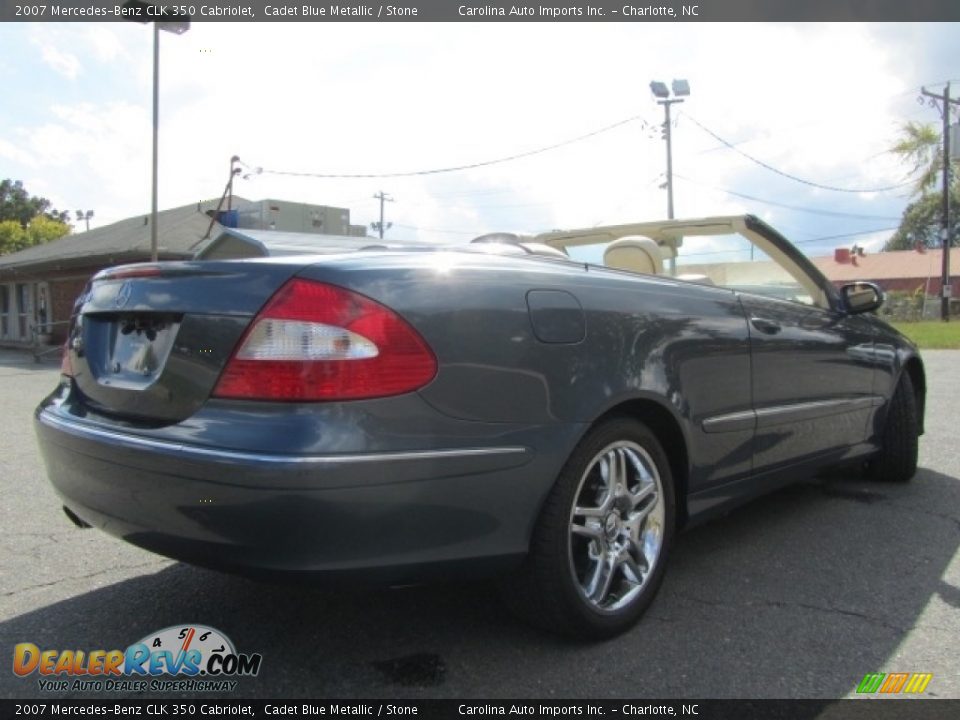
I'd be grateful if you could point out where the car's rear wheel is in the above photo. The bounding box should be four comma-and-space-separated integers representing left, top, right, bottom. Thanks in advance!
504, 417, 675, 639
866, 372, 919, 483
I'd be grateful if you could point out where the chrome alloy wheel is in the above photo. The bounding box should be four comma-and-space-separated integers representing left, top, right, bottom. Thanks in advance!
568, 441, 665, 612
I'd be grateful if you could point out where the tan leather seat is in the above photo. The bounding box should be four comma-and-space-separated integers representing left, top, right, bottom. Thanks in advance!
603, 236, 664, 275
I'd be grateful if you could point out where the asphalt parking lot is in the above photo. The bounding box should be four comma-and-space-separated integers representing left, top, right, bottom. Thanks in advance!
1, 348, 958, 700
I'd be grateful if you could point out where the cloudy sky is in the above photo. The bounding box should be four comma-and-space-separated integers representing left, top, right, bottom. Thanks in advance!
1, 20, 957, 258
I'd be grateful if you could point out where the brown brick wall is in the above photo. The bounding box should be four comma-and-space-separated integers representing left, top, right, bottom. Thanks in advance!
49, 276, 93, 344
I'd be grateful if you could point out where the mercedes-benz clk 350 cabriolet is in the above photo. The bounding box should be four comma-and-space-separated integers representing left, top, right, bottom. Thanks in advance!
35, 214, 925, 638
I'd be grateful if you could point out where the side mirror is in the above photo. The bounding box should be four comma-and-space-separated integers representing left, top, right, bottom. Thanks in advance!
841, 281, 884, 314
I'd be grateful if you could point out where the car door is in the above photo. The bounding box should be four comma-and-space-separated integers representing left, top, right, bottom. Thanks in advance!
667, 219, 879, 475
739, 292, 878, 472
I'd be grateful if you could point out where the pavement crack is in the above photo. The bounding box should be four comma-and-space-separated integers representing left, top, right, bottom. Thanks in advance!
679, 593, 909, 633
884, 503, 960, 533
1, 561, 163, 598
761, 599, 907, 633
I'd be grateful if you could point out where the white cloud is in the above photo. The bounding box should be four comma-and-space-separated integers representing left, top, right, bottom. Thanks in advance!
35, 40, 82, 79
83, 26, 126, 63
0, 138, 36, 168
11, 101, 151, 215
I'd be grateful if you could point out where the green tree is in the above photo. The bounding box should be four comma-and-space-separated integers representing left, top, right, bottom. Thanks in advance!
885, 187, 960, 251
26, 215, 71, 246
891, 121, 943, 195
883, 121, 960, 250
885, 121, 956, 251
0, 179, 71, 255
0, 219, 26, 255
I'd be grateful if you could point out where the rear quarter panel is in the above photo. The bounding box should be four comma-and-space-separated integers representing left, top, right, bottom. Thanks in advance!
297, 252, 754, 494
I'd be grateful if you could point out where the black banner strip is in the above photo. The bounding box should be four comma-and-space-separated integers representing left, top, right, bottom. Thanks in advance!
1, 0, 959, 23
2, 699, 960, 720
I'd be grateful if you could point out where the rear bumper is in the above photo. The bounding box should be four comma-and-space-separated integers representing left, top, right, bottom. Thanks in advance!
35, 403, 573, 583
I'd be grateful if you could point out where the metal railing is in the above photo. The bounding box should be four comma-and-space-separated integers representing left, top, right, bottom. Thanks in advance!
31, 320, 71, 363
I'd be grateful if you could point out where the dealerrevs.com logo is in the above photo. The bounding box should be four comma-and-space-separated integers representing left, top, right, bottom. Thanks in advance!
856, 672, 933, 695
13, 624, 262, 693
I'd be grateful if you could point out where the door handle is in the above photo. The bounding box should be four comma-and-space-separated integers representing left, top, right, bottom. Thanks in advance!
750, 317, 782, 335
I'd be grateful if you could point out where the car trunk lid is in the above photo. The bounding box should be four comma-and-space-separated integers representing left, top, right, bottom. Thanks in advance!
66, 260, 307, 424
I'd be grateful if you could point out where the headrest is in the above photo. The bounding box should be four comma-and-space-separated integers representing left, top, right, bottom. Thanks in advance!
603, 236, 664, 275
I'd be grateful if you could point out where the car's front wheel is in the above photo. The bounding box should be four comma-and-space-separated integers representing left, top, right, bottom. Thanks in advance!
866, 372, 919, 483
505, 417, 675, 639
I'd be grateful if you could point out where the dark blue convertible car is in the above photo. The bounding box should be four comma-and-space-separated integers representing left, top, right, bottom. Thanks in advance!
35, 214, 925, 638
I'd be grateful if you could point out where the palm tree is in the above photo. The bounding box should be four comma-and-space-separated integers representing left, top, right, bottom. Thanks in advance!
884, 121, 958, 251
890, 121, 943, 196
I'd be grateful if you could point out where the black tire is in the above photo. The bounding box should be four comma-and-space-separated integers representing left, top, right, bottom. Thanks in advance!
866, 372, 919, 483
503, 417, 676, 639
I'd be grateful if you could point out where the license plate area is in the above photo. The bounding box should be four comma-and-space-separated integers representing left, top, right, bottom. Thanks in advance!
86, 313, 182, 389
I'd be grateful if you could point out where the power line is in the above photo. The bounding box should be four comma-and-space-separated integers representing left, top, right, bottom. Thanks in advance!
251, 114, 652, 180
792, 227, 898, 246
669, 227, 898, 262
673, 174, 903, 221
682, 113, 915, 193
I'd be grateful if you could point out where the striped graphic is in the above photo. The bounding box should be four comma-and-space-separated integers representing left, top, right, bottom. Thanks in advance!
856, 672, 933, 694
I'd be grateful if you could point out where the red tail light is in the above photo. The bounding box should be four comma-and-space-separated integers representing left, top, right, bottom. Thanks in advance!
212, 279, 437, 401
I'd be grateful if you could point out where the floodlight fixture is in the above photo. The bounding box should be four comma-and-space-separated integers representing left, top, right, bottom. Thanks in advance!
75, 209, 94, 231
122, 1, 190, 33
649, 78, 692, 229
649, 81, 670, 99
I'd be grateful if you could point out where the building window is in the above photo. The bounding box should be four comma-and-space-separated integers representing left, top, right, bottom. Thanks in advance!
0, 285, 9, 339
37, 284, 49, 334
16, 283, 30, 340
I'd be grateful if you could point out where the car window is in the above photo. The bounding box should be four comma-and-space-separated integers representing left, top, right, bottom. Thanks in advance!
674, 233, 819, 307
565, 242, 609, 265
563, 233, 828, 310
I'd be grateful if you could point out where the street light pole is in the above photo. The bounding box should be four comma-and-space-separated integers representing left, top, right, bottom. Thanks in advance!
650, 79, 690, 222
122, 1, 190, 263
663, 99, 676, 220
151, 22, 160, 262
650, 79, 690, 274
75, 210, 94, 232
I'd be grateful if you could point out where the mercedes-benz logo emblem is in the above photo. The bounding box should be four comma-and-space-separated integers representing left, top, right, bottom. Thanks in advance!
115, 281, 132, 309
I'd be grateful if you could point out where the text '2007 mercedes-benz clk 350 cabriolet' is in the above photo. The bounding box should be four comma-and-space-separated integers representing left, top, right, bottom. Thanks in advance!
35, 214, 925, 638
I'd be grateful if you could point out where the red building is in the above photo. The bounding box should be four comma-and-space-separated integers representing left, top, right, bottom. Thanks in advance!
811, 246, 960, 298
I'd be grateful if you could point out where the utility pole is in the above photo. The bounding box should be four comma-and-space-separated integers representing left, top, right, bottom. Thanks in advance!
662, 99, 677, 220
650, 80, 689, 275
921, 82, 960, 321
371, 191, 393, 239
202, 157, 244, 240
650, 80, 690, 221
228, 155, 241, 211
